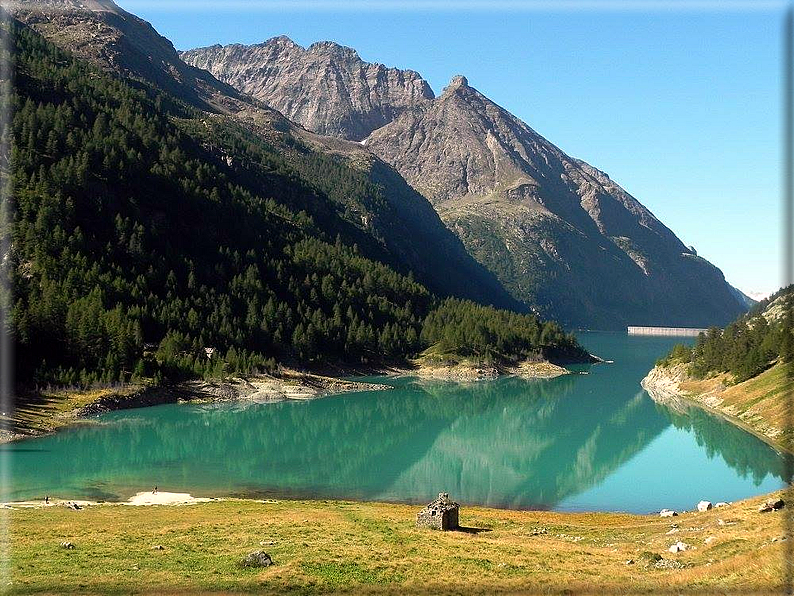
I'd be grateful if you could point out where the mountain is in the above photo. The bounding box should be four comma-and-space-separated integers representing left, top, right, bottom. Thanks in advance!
182, 37, 435, 141
183, 38, 749, 329
11, 0, 516, 311
729, 285, 758, 310
6, 9, 591, 390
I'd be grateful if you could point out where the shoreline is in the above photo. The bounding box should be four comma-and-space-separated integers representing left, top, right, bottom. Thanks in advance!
4, 358, 581, 445
408, 358, 583, 382
640, 363, 793, 455
3, 485, 782, 516
3, 369, 395, 445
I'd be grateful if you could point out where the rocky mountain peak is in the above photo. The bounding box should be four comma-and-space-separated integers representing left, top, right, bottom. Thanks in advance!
182, 40, 435, 140
307, 39, 361, 60
265, 34, 298, 46
445, 74, 469, 92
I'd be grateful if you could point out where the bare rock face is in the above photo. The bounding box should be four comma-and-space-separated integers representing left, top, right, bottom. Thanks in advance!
181, 38, 435, 141
181, 37, 748, 328
366, 75, 745, 328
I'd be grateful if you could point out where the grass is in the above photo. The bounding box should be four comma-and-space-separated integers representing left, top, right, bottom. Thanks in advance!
4, 384, 145, 439
8, 491, 792, 595
679, 362, 794, 451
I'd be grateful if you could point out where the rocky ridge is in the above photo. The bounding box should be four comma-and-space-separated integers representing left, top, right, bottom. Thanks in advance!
182, 38, 748, 329
181, 37, 435, 141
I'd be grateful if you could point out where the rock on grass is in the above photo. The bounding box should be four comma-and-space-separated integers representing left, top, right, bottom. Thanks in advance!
240, 551, 273, 568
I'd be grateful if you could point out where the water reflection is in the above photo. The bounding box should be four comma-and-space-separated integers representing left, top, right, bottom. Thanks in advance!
8, 376, 785, 510
657, 401, 786, 485
7, 334, 786, 510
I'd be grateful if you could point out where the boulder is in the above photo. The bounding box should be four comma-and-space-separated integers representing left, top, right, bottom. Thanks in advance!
715, 502, 729, 508
697, 500, 712, 512
659, 509, 677, 517
758, 499, 785, 513
668, 541, 689, 553
416, 492, 460, 531
241, 550, 273, 568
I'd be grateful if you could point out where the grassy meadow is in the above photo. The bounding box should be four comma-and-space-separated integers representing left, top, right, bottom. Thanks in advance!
8, 490, 791, 595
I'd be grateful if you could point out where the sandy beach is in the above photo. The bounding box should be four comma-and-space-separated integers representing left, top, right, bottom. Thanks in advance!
3, 491, 214, 509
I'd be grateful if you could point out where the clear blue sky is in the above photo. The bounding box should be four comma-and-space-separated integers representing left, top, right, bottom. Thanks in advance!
122, 1, 787, 299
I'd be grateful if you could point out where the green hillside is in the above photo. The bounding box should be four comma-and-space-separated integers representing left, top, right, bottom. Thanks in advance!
4, 20, 586, 389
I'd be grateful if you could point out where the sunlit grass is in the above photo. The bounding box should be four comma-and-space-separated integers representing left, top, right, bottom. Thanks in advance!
9, 490, 790, 594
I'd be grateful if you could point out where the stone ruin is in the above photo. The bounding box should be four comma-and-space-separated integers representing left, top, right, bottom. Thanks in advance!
416, 492, 459, 530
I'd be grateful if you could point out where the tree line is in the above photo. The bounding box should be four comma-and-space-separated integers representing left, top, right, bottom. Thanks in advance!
657, 292, 793, 383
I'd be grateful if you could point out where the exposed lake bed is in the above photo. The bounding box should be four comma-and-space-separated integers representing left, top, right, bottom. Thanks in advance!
6, 333, 786, 512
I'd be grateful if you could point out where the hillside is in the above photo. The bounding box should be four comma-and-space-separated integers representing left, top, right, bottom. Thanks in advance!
10, 0, 517, 312
4, 16, 588, 391
642, 287, 793, 450
183, 38, 748, 329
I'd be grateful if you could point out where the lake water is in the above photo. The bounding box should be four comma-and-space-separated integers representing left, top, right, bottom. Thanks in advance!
5, 333, 786, 512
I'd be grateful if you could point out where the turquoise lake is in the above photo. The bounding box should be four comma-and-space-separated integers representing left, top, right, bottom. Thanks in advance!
5, 333, 787, 512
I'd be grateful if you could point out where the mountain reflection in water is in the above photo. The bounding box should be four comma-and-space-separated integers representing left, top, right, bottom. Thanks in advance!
5, 333, 785, 511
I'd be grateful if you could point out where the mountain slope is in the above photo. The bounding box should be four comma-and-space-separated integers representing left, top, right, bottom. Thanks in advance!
11, 0, 516, 310
184, 39, 748, 329
7, 13, 590, 390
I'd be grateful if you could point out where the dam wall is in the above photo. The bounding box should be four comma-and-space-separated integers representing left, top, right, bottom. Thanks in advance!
627, 326, 709, 337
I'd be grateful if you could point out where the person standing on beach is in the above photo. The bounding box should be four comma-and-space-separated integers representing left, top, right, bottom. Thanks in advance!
152, 486, 158, 495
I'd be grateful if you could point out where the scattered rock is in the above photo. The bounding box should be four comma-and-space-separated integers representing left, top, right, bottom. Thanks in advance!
666, 528, 679, 535
758, 499, 785, 513
715, 502, 729, 508
697, 501, 712, 512
704, 536, 716, 545
659, 509, 677, 518
60, 541, 75, 549
259, 540, 276, 546
529, 527, 547, 536
150, 545, 165, 550
625, 559, 634, 565
240, 550, 273, 568
668, 541, 689, 553
416, 492, 459, 531
654, 558, 685, 570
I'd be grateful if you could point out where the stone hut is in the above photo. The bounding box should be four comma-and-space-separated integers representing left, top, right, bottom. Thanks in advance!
416, 493, 459, 530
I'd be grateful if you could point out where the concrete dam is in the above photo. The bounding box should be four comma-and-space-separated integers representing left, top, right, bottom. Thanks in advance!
627, 326, 709, 337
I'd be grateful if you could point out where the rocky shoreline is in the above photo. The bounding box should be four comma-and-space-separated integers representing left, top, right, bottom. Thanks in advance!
6, 358, 586, 445
4, 371, 392, 445
640, 364, 789, 452
412, 359, 573, 382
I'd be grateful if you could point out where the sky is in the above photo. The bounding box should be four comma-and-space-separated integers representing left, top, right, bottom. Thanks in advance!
121, 0, 787, 300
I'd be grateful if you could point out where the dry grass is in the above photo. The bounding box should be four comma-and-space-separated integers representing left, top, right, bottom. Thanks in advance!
680, 363, 793, 450
9, 489, 792, 595
4, 384, 145, 440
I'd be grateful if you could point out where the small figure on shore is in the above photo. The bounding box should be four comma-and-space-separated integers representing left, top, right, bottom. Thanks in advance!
152, 485, 158, 495
45, 495, 50, 505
